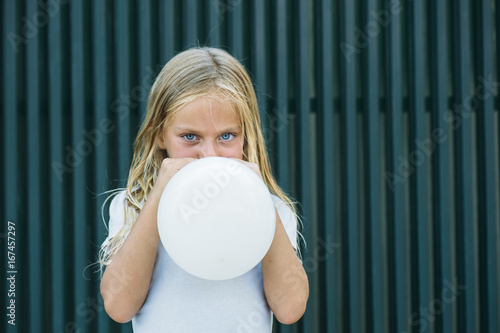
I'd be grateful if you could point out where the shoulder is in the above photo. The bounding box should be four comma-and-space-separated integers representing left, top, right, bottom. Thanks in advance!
271, 195, 295, 222
101, 190, 129, 249
109, 190, 127, 214
107, 190, 129, 237
271, 195, 298, 249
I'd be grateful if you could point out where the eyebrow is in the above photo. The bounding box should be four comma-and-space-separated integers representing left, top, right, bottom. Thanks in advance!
173, 126, 241, 133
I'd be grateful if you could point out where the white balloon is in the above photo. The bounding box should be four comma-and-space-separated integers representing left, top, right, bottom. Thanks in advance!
157, 157, 276, 280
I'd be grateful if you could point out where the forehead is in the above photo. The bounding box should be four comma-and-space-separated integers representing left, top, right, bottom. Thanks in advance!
169, 95, 241, 129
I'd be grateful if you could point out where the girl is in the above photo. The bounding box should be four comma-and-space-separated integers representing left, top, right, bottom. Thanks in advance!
99, 47, 308, 332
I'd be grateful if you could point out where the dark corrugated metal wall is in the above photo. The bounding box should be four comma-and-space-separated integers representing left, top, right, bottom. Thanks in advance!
1, 0, 499, 332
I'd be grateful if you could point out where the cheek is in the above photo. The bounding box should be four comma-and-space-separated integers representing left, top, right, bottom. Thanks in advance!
220, 139, 244, 159
221, 148, 243, 159
165, 140, 197, 158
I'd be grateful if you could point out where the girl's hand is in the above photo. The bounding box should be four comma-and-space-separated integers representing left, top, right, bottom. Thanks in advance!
229, 158, 263, 180
152, 158, 196, 196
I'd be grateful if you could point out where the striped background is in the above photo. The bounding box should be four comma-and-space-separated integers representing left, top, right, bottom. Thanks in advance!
2, 0, 499, 332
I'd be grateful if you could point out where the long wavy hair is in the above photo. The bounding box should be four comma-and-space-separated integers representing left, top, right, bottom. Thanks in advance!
98, 47, 300, 268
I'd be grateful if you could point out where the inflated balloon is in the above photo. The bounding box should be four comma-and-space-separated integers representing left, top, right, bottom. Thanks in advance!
157, 157, 276, 280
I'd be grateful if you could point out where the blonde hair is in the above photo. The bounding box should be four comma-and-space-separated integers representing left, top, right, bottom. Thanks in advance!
98, 47, 300, 268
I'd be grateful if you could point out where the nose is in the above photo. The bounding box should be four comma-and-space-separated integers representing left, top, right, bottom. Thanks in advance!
198, 141, 218, 158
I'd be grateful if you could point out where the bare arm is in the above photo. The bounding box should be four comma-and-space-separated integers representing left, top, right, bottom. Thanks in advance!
100, 158, 194, 323
232, 158, 309, 324
262, 211, 309, 325
100, 189, 161, 323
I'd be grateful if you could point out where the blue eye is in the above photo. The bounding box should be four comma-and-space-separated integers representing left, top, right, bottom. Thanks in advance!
183, 134, 196, 141
220, 133, 233, 141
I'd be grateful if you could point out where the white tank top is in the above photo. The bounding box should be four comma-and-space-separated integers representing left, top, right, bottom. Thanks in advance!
103, 191, 298, 332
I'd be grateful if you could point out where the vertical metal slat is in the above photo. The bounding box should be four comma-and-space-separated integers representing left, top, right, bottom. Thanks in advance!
296, 0, 317, 332
275, 0, 290, 191
71, 0, 90, 331
430, 1, 457, 332
92, 0, 114, 331
228, 0, 245, 59
48, 2, 71, 329
385, 2, 410, 331
115, 0, 134, 181
453, 1, 479, 331
206, 0, 222, 47
340, 0, 364, 331
3, 1, 23, 332
183, 0, 199, 47
138, 0, 156, 120
252, 0, 270, 136
318, 0, 337, 332
409, 2, 435, 332
159, 0, 178, 63
26, 0, 47, 330
477, 1, 499, 332
364, 0, 387, 331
